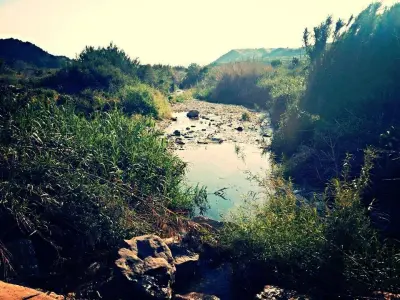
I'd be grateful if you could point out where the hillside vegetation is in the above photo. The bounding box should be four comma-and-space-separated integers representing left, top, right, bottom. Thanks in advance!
212, 47, 304, 64
0, 38, 69, 69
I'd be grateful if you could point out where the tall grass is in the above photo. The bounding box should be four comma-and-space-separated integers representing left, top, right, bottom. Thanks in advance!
0, 86, 205, 283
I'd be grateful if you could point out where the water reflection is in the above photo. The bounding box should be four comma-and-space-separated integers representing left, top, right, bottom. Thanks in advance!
176, 142, 270, 220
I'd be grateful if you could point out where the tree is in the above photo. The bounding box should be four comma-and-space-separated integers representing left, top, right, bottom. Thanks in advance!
181, 63, 208, 88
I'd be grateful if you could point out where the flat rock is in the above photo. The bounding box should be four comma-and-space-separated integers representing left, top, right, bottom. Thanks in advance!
0, 281, 64, 300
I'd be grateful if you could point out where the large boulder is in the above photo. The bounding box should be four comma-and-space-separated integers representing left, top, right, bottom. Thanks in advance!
115, 235, 176, 299
187, 110, 200, 119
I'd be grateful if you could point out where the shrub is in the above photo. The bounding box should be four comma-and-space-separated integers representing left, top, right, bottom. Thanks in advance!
206, 62, 273, 107
241, 112, 250, 121
270, 59, 282, 68
220, 151, 400, 297
119, 84, 171, 119
43, 43, 139, 94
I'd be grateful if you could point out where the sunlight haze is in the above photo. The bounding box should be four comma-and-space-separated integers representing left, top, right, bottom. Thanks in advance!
0, 0, 395, 65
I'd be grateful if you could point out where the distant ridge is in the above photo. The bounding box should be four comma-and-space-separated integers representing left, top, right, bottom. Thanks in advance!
0, 38, 70, 68
212, 47, 304, 65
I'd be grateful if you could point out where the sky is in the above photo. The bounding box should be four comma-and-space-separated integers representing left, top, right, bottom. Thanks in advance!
0, 0, 396, 66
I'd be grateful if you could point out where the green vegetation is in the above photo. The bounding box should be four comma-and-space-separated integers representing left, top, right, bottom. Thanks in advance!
0, 38, 69, 69
221, 152, 399, 297
212, 47, 304, 65
0, 42, 208, 289
2, 2, 400, 298
241, 112, 250, 121
119, 84, 171, 119
193, 2, 400, 297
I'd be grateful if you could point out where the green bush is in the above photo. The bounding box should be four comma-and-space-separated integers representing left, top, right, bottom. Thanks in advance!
118, 84, 171, 119
43, 43, 139, 94
119, 84, 158, 116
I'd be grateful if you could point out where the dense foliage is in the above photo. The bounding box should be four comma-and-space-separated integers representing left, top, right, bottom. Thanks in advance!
221, 152, 400, 297
191, 2, 400, 297
271, 3, 400, 236
0, 41, 205, 291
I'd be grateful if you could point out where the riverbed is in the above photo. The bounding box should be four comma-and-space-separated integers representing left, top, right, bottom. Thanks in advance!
164, 99, 272, 220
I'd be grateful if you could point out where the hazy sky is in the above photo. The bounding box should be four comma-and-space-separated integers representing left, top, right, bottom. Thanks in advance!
0, 0, 395, 65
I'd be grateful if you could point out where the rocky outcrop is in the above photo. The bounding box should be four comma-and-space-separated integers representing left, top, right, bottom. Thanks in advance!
174, 292, 220, 300
0, 281, 64, 300
115, 235, 176, 299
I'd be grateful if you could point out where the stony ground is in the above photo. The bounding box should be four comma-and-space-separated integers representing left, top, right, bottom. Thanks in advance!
160, 99, 271, 150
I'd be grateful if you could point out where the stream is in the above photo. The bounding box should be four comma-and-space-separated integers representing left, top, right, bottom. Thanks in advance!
164, 100, 272, 220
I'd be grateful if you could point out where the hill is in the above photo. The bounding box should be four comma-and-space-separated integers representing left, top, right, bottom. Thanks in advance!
212, 47, 304, 65
0, 38, 70, 69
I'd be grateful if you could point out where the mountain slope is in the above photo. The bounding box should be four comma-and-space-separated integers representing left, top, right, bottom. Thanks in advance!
0, 38, 70, 69
212, 47, 304, 64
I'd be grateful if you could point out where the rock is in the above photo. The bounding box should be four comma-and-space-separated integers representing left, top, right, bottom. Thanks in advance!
176, 138, 186, 145
0, 281, 64, 300
211, 137, 223, 144
173, 130, 181, 136
201, 129, 207, 131
171, 117, 178, 121
197, 141, 209, 144
187, 110, 200, 119
262, 133, 271, 137
167, 241, 200, 286
6, 239, 39, 279
191, 125, 196, 128
236, 127, 244, 132
115, 235, 176, 299
174, 253, 199, 283
255, 285, 310, 300
174, 292, 220, 300
186, 127, 191, 130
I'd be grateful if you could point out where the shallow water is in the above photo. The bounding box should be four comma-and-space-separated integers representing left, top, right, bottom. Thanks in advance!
165, 110, 271, 220
178, 143, 270, 220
